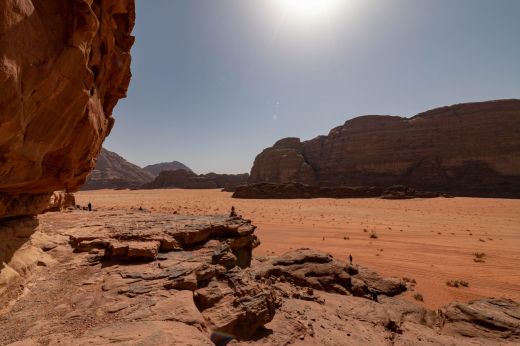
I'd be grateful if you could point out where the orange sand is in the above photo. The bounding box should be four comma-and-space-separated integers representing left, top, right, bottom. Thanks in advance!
76, 189, 520, 309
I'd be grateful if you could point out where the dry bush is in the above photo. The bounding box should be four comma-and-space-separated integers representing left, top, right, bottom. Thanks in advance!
446, 280, 469, 288
413, 293, 424, 302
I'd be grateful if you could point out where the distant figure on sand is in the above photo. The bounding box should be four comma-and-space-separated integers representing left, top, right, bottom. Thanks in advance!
230, 206, 237, 217
88, 202, 92, 212
349, 254, 353, 265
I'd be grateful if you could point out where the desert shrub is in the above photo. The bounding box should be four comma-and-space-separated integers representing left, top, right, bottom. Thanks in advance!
413, 293, 424, 302
446, 280, 469, 288
402, 277, 417, 284
473, 252, 486, 263
369, 231, 378, 239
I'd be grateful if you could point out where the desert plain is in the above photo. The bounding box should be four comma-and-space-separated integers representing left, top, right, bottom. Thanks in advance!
76, 188, 520, 309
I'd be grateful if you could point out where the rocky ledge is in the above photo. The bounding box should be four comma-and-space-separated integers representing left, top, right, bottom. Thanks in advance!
1, 210, 519, 345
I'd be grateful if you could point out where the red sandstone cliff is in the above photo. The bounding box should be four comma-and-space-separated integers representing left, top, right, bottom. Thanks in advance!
249, 99, 520, 197
0, 0, 135, 217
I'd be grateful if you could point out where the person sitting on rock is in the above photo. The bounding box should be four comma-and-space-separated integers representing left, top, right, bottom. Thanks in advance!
229, 206, 237, 217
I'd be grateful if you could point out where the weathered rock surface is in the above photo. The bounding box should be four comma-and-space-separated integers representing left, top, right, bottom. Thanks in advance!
0, 192, 76, 218
1, 210, 519, 345
143, 161, 194, 176
44, 192, 76, 212
144, 169, 249, 191
233, 182, 441, 199
82, 148, 155, 190
0, 211, 277, 344
249, 99, 520, 198
254, 248, 406, 297
0, 0, 135, 218
440, 299, 520, 339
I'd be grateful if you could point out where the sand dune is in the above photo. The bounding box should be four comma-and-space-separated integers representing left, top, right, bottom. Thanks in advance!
76, 189, 520, 308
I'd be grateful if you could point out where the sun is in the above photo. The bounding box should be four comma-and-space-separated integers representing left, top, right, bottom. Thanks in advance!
278, 0, 343, 22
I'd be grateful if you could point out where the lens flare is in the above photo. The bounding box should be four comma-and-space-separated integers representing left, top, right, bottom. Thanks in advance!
279, 0, 343, 22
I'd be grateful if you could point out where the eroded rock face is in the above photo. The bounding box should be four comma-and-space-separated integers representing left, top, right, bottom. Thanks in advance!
0, 0, 135, 217
44, 192, 76, 213
249, 100, 520, 197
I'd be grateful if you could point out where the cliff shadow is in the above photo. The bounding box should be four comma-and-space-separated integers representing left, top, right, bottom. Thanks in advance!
0, 216, 40, 274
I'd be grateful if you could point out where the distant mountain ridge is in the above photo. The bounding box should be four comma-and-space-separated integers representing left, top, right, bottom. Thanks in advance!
143, 161, 193, 176
143, 169, 249, 191
82, 148, 156, 190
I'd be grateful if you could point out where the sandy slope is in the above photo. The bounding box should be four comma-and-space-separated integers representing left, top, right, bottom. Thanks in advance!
76, 189, 520, 309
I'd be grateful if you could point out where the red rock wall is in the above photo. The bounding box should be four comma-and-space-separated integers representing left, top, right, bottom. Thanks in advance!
249, 100, 520, 196
0, 0, 135, 217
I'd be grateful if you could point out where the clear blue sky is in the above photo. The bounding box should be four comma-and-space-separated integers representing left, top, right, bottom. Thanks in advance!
105, 0, 520, 174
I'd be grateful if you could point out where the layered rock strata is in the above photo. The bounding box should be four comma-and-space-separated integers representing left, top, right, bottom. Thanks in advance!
249, 100, 520, 197
0, 0, 135, 217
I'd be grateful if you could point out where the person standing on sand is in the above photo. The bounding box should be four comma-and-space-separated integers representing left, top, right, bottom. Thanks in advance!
88, 202, 92, 212
349, 254, 353, 265
371, 290, 379, 302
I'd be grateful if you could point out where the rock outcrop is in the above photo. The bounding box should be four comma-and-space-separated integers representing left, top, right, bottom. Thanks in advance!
143, 161, 193, 176
440, 299, 520, 340
255, 248, 406, 297
144, 169, 249, 190
82, 148, 155, 190
249, 100, 520, 198
1, 210, 278, 343
0, 0, 135, 217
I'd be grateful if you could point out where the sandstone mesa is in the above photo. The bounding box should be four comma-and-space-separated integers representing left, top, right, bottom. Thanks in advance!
247, 99, 520, 198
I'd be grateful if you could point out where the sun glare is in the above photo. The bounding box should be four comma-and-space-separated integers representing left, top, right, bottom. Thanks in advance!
279, 0, 343, 22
